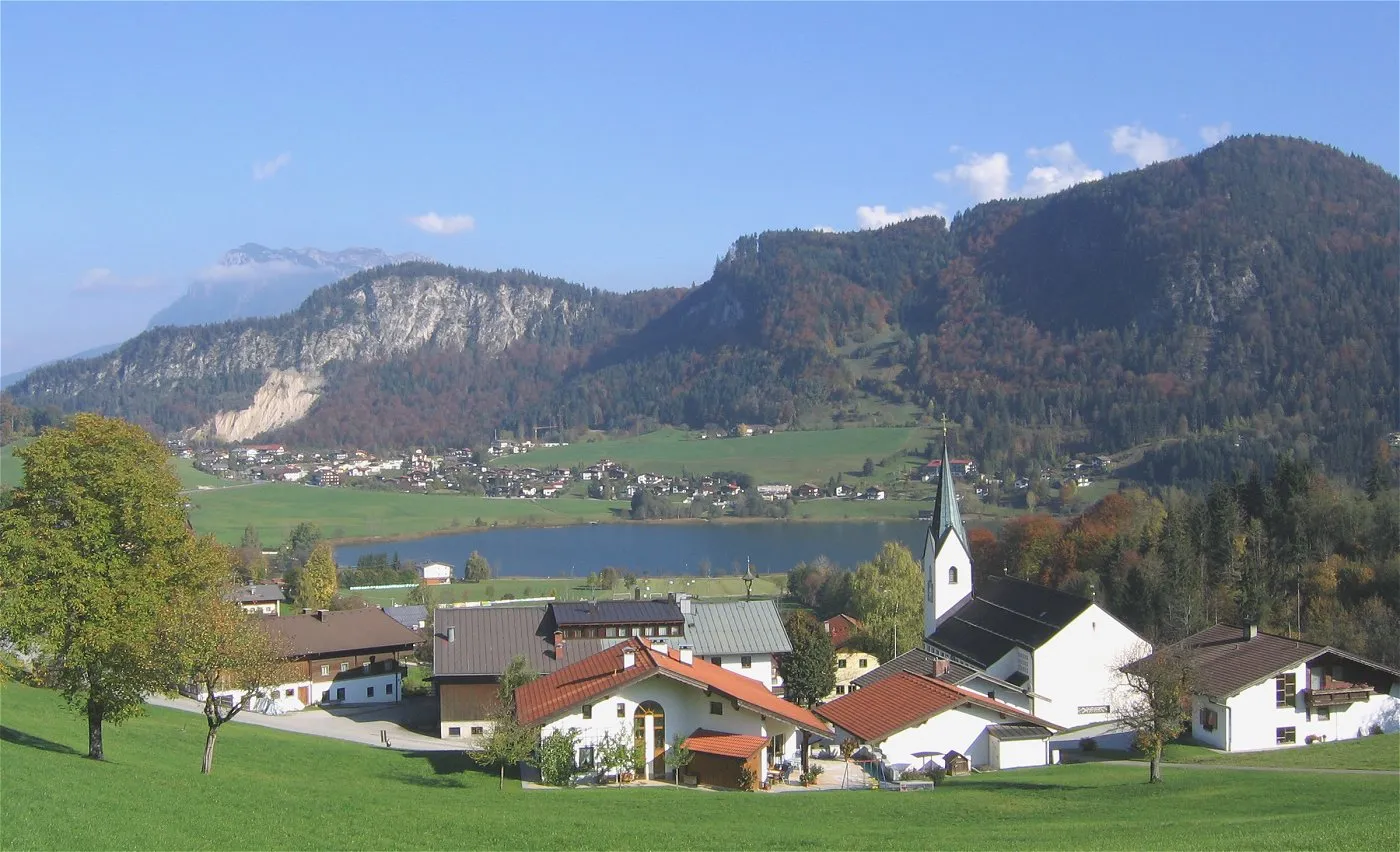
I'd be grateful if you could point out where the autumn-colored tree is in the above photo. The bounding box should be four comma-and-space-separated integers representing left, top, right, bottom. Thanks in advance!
295, 541, 338, 610
998, 514, 1063, 582
0, 414, 194, 760
163, 535, 296, 774
1116, 645, 1195, 783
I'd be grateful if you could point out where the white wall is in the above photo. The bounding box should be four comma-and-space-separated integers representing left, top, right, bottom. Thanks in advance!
539, 672, 802, 781
959, 674, 1034, 714
991, 736, 1049, 770
1034, 605, 1148, 729
703, 653, 779, 692
1219, 663, 1400, 751
239, 602, 279, 615
922, 528, 973, 637
849, 704, 1023, 768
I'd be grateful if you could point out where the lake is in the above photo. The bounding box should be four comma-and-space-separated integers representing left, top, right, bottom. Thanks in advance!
334, 519, 933, 578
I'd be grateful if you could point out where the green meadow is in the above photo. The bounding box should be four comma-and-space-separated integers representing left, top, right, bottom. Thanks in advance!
2, 682, 1396, 851
346, 574, 791, 607
490, 426, 929, 484
2, 441, 232, 493
1159, 737, 1400, 772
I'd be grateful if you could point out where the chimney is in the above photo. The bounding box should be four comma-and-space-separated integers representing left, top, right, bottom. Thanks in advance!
650, 639, 668, 655
315, 609, 329, 621
679, 648, 694, 665
1243, 623, 1258, 641
622, 647, 637, 669
553, 629, 565, 659
933, 658, 950, 677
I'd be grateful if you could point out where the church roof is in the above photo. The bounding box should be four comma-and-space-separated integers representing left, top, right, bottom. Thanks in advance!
925, 574, 1093, 668
929, 437, 968, 556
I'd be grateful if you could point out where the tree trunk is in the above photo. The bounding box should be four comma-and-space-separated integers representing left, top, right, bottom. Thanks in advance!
800, 730, 810, 772
86, 698, 104, 761
202, 728, 219, 774
1149, 750, 1163, 783
499, 764, 504, 791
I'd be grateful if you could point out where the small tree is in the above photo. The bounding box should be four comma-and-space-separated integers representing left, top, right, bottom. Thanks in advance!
465, 551, 492, 583
664, 732, 693, 785
295, 541, 338, 610
473, 713, 539, 790
596, 729, 636, 784
1116, 645, 1195, 783
861, 457, 875, 477
535, 728, 581, 787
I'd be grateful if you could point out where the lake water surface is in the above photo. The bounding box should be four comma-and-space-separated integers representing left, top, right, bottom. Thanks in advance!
334, 520, 932, 578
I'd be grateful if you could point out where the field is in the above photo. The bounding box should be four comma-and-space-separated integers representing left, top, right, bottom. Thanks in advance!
2, 682, 1397, 850
491, 426, 930, 485
1159, 736, 1400, 771
186, 484, 630, 545
2, 441, 234, 493
0, 442, 23, 489
346, 574, 791, 607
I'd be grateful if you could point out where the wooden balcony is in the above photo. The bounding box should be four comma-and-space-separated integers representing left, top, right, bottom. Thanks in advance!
1303, 683, 1373, 709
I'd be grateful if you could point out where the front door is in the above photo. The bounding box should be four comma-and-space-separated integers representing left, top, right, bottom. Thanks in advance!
296, 686, 309, 705
633, 701, 666, 779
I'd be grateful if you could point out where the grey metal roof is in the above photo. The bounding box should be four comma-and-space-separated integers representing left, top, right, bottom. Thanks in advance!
382, 605, 428, 631
433, 605, 609, 679
683, 600, 792, 657
925, 574, 1094, 668
226, 584, 284, 604
851, 647, 978, 689
987, 723, 1054, 741
548, 600, 682, 626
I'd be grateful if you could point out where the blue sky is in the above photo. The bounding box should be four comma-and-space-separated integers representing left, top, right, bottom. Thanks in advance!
3, 2, 1397, 372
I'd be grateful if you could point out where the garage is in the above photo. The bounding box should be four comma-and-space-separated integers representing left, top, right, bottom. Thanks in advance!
682, 729, 767, 789
989, 723, 1054, 769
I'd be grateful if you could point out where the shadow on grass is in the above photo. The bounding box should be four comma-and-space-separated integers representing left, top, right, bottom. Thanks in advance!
402, 749, 480, 775
0, 725, 79, 756
394, 750, 530, 789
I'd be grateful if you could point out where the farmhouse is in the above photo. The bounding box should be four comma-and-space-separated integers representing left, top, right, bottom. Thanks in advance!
915, 437, 1150, 728
225, 583, 284, 615
823, 614, 878, 699
419, 562, 453, 585
1162, 623, 1400, 751
816, 671, 1061, 772
515, 637, 828, 787
682, 599, 792, 692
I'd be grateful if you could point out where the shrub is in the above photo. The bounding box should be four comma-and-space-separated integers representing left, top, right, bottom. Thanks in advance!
1369, 723, 1384, 736
536, 729, 580, 787
737, 765, 757, 791
1079, 737, 1099, 752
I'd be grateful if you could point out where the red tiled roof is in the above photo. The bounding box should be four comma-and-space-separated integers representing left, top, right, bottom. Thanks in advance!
514, 638, 828, 733
815, 671, 1058, 742
824, 614, 863, 649
683, 728, 768, 759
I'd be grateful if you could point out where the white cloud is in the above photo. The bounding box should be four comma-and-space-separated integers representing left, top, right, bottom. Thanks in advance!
855, 204, 948, 231
252, 152, 292, 181
73, 267, 164, 294
1199, 122, 1232, 145
1021, 142, 1105, 197
935, 151, 1012, 203
193, 259, 318, 285
1109, 124, 1179, 167
408, 212, 476, 235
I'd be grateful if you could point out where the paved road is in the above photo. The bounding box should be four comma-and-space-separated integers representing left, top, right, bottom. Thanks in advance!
146, 694, 461, 752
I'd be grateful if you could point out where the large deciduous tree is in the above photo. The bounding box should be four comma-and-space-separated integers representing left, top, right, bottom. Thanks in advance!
295, 541, 338, 610
777, 611, 836, 708
0, 414, 195, 760
849, 541, 923, 662
163, 536, 295, 774
465, 551, 492, 583
1116, 645, 1195, 783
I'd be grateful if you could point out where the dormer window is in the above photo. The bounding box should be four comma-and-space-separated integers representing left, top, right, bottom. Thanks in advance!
948, 566, 959, 585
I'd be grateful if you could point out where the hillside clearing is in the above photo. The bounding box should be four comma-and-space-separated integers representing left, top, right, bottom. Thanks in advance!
2, 682, 1396, 850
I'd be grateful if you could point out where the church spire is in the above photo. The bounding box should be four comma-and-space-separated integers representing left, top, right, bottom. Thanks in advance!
931, 429, 968, 555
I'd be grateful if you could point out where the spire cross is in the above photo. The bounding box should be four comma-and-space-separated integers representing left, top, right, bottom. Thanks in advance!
939, 413, 949, 438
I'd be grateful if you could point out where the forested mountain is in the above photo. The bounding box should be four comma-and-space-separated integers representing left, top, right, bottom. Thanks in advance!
8, 136, 1397, 482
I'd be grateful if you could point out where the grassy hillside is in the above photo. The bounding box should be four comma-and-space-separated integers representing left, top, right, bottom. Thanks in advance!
0, 441, 24, 489
491, 426, 928, 485
347, 574, 790, 607
1160, 737, 1400, 772
2, 682, 1396, 850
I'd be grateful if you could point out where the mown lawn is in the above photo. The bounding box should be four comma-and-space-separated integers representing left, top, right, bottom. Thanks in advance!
489, 426, 927, 485
348, 574, 791, 607
2, 682, 1396, 851
187, 484, 629, 545
1160, 735, 1400, 771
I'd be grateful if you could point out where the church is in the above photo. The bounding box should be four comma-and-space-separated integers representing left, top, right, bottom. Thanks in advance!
908, 435, 1151, 729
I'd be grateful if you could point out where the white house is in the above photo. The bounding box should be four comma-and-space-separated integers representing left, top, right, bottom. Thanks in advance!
225, 583, 284, 615
420, 562, 453, 585
681, 598, 792, 692
514, 638, 828, 788
916, 437, 1150, 728
1162, 623, 1400, 751
817, 670, 1060, 771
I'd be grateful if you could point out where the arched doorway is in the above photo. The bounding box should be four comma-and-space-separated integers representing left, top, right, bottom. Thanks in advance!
633, 701, 666, 779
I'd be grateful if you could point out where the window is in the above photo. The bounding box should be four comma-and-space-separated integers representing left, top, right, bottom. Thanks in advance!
644, 626, 655, 637
582, 703, 593, 720
605, 627, 618, 638
577, 746, 596, 770
630, 627, 641, 636
448, 726, 461, 737
367, 686, 375, 698
336, 688, 346, 701
1276, 726, 1296, 745
339, 662, 349, 673
1275, 673, 1297, 707
386, 683, 393, 695
320, 664, 330, 677
616, 702, 626, 718
1316, 706, 1330, 721
835, 685, 846, 696
470, 726, 484, 736
284, 689, 294, 697
838, 659, 848, 669
948, 566, 959, 584
447, 627, 456, 642
710, 657, 722, 666
709, 701, 723, 716
741, 655, 753, 669
858, 658, 869, 668
1198, 708, 1218, 732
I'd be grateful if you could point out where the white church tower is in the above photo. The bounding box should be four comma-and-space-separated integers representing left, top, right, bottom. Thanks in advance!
922, 431, 974, 638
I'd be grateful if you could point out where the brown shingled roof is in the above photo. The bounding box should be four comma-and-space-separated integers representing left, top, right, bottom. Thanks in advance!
815, 671, 1057, 743
260, 608, 422, 658
1169, 624, 1325, 697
